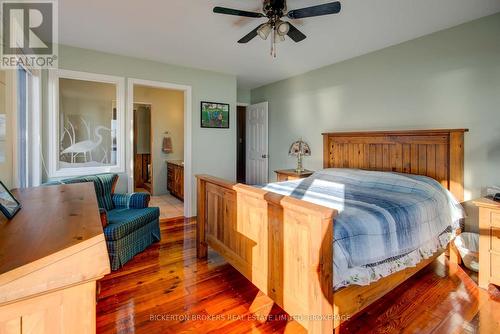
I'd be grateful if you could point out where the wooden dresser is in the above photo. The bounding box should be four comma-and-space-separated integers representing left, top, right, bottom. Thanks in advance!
167, 160, 184, 201
475, 197, 500, 289
0, 183, 110, 334
275, 169, 314, 182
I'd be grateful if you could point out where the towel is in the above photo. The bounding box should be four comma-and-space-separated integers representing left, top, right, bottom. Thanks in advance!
162, 137, 173, 154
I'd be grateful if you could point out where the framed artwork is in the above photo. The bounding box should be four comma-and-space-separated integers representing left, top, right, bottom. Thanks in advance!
0, 181, 21, 219
201, 101, 230, 129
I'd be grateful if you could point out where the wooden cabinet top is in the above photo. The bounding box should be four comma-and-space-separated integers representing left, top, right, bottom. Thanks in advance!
474, 197, 500, 210
0, 183, 105, 276
275, 169, 314, 177
166, 160, 184, 168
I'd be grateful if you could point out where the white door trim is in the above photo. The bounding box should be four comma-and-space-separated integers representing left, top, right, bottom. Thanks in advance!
127, 78, 193, 217
29, 69, 42, 187
6, 70, 19, 188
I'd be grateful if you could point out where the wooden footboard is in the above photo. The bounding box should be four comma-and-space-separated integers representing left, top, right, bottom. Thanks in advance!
197, 175, 337, 333
196, 174, 461, 333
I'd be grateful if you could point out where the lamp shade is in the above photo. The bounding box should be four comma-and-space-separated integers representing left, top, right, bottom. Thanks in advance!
276, 21, 290, 37
257, 23, 272, 40
288, 139, 311, 156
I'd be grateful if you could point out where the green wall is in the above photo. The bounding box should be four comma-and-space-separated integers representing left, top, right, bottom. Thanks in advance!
237, 88, 251, 104
251, 13, 500, 200
45, 45, 237, 215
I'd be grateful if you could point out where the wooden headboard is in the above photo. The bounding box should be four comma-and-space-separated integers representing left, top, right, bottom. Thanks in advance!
322, 129, 468, 201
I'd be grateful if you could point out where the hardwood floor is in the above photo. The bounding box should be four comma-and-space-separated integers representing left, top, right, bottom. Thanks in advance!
97, 218, 500, 334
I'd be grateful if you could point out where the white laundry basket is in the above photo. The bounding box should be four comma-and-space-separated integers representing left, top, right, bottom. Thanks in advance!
454, 232, 479, 272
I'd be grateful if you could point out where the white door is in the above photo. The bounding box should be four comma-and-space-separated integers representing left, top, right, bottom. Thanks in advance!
246, 102, 269, 185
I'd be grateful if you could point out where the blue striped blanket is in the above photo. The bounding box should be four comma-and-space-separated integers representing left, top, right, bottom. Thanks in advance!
261, 168, 464, 288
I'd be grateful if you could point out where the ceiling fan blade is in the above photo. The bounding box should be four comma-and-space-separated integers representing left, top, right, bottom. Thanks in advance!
287, 23, 307, 42
287, 1, 341, 19
238, 24, 264, 44
213, 6, 264, 18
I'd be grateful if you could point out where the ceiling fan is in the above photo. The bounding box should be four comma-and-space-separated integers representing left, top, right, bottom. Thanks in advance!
213, 0, 342, 57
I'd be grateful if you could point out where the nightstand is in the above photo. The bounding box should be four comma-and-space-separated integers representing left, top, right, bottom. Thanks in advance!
275, 169, 314, 182
474, 197, 500, 289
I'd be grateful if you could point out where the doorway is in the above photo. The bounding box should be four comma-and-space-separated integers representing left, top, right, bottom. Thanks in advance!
133, 103, 152, 193
128, 79, 193, 218
236, 105, 246, 183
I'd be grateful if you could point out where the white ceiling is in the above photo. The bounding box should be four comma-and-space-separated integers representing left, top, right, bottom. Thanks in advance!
59, 0, 500, 90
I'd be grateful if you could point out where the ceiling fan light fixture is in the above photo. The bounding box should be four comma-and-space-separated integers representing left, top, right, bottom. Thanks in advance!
257, 23, 272, 40
276, 21, 290, 37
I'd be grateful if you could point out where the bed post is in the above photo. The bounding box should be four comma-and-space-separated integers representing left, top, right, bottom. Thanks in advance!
449, 130, 466, 202
448, 235, 462, 265
278, 196, 336, 334
448, 129, 467, 265
197, 177, 208, 259
323, 134, 330, 169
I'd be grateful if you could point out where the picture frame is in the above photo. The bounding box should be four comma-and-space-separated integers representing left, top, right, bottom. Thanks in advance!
201, 101, 230, 129
0, 181, 22, 219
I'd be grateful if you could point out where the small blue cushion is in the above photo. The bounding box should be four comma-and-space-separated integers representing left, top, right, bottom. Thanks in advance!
104, 207, 160, 241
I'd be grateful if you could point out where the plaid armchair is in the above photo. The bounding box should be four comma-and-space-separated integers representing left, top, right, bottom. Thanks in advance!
46, 174, 160, 270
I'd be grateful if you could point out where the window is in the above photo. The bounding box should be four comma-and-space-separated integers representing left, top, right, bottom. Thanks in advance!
48, 70, 125, 177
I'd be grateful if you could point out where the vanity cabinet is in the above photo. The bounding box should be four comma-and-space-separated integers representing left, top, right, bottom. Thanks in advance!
167, 161, 184, 201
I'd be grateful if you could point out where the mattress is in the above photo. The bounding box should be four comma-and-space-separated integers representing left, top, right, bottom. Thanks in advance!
261, 168, 464, 289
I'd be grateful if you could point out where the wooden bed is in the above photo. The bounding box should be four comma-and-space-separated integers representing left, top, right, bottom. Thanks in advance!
196, 129, 468, 333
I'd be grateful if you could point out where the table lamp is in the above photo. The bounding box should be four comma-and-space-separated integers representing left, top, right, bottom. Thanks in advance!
288, 139, 311, 173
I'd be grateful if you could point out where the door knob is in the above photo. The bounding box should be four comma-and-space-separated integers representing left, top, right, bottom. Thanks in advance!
262, 154, 268, 158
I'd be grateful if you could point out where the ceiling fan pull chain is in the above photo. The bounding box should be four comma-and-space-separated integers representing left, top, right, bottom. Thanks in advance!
270, 30, 274, 57
272, 28, 277, 58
